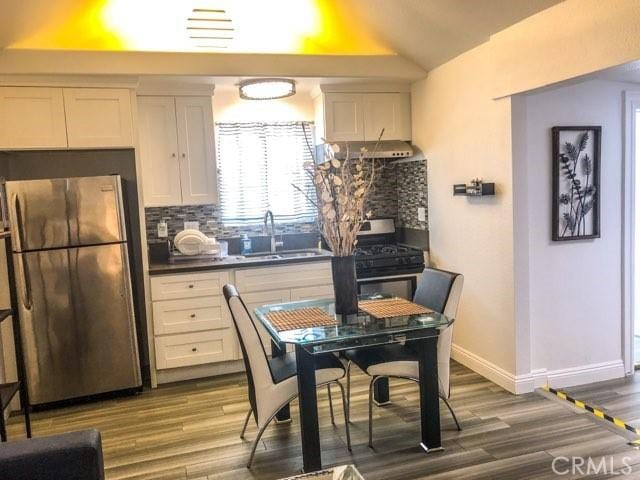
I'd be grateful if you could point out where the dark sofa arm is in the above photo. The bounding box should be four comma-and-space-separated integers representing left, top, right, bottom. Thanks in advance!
0, 429, 104, 480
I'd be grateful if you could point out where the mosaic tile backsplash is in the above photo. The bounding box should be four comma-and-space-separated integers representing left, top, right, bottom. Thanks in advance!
144, 159, 428, 242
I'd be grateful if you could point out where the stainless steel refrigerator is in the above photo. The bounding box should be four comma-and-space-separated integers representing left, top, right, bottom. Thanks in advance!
5, 175, 142, 405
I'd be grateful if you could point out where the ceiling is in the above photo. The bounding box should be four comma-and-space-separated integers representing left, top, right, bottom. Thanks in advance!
340, 0, 563, 70
0, 0, 563, 71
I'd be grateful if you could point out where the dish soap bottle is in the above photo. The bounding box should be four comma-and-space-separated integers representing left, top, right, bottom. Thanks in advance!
240, 234, 252, 255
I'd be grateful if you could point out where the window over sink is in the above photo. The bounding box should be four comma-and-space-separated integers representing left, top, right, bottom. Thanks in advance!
216, 121, 316, 224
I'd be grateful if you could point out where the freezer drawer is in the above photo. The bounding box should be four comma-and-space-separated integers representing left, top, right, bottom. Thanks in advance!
14, 243, 141, 404
6, 175, 127, 251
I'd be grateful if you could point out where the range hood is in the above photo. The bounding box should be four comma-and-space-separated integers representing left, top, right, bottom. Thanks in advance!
322, 140, 414, 160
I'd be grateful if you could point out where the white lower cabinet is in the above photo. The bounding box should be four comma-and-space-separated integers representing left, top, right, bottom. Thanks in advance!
150, 261, 334, 380
155, 330, 235, 369
150, 271, 229, 301
291, 284, 334, 301
235, 262, 333, 292
240, 289, 292, 352
151, 270, 234, 371
153, 296, 229, 335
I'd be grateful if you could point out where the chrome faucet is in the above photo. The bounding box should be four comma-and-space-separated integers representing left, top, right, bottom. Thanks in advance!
263, 210, 283, 253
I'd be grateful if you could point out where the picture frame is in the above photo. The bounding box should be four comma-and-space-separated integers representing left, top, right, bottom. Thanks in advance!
552, 126, 601, 241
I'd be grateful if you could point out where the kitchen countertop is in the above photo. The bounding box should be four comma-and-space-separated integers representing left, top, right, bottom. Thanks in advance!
148, 248, 333, 276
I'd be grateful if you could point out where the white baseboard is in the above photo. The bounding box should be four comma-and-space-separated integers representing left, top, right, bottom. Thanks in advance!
451, 343, 519, 394
544, 360, 625, 388
156, 359, 245, 385
451, 343, 625, 394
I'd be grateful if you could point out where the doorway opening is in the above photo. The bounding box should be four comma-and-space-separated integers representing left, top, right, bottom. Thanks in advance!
635, 105, 640, 367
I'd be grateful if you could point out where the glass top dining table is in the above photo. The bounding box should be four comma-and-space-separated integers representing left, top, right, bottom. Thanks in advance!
254, 293, 453, 353
253, 293, 454, 473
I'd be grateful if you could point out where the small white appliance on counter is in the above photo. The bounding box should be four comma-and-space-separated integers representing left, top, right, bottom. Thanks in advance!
172, 229, 224, 260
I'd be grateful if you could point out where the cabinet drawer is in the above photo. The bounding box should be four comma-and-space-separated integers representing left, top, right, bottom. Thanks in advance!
290, 284, 334, 301
150, 271, 229, 300
153, 296, 230, 335
235, 262, 332, 293
155, 330, 234, 369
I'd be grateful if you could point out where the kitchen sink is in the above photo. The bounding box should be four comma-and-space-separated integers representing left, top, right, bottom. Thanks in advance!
240, 250, 326, 261
242, 253, 282, 260
278, 251, 324, 258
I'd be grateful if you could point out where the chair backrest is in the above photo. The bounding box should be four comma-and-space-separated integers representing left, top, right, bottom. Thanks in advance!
223, 284, 275, 424
413, 268, 464, 398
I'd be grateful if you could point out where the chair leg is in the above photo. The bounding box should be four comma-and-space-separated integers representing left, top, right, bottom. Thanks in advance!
0, 407, 6, 442
368, 376, 378, 448
247, 418, 272, 469
240, 409, 253, 439
24, 405, 32, 438
334, 381, 352, 451
442, 397, 462, 431
346, 360, 352, 422
327, 384, 335, 425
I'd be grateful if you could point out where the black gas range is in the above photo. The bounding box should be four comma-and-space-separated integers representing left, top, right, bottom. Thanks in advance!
354, 219, 425, 279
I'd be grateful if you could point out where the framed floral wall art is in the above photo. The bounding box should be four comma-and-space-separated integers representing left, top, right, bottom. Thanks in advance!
552, 126, 601, 241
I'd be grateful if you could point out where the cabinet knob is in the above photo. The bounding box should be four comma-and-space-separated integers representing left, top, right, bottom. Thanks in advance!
190, 313, 196, 318
191, 347, 197, 352
171, 153, 176, 157
188, 284, 194, 288
181, 153, 186, 158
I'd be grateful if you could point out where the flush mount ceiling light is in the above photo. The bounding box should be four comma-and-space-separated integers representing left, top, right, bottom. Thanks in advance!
239, 78, 296, 100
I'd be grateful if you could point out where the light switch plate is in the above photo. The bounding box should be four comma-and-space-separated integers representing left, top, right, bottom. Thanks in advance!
184, 221, 200, 230
157, 221, 168, 238
417, 207, 426, 222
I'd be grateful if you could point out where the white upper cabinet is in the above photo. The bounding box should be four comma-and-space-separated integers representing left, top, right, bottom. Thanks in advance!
175, 97, 217, 205
316, 91, 411, 143
363, 93, 411, 141
0, 87, 67, 149
137, 95, 218, 207
323, 93, 365, 142
63, 88, 134, 148
0, 86, 134, 149
137, 96, 182, 207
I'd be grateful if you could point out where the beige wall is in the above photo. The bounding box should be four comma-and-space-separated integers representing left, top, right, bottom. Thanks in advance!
411, 47, 516, 386
213, 89, 315, 123
411, 0, 640, 393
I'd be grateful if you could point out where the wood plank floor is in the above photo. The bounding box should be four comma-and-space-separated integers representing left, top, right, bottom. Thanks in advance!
6, 362, 640, 479
564, 374, 640, 430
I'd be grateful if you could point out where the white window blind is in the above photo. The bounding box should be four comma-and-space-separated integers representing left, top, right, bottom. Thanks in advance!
216, 122, 316, 224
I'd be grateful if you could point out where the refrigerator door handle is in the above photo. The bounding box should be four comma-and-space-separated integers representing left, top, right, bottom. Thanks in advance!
16, 254, 33, 311
11, 193, 24, 253
0, 179, 8, 229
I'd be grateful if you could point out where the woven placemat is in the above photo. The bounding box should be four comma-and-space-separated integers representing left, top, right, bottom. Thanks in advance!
265, 307, 337, 332
359, 298, 433, 319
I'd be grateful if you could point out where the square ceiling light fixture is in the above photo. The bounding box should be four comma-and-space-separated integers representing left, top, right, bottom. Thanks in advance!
239, 78, 296, 100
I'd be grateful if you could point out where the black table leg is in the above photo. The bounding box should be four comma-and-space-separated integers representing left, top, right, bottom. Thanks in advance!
271, 340, 291, 423
373, 377, 390, 405
295, 344, 322, 473
416, 335, 443, 453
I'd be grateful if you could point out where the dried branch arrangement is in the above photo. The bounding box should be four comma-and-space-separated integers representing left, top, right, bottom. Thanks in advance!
294, 127, 383, 256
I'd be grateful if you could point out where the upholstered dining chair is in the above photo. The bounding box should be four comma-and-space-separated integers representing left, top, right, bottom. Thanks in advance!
343, 268, 464, 447
223, 284, 351, 468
